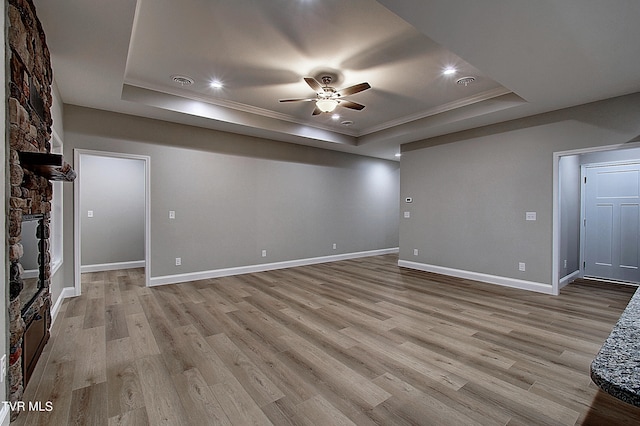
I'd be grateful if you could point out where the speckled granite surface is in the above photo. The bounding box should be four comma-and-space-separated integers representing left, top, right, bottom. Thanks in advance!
591, 286, 640, 407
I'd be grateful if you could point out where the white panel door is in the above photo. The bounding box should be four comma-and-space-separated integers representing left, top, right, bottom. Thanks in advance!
584, 163, 640, 282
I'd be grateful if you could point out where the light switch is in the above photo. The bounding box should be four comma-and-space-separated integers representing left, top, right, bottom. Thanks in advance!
87, 210, 94, 218
169, 210, 176, 219
526, 212, 536, 221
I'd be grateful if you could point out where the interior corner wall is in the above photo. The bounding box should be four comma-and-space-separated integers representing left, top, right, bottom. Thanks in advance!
62, 105, 399, 284
400, 92, 640, 289
558, 155, 581, 279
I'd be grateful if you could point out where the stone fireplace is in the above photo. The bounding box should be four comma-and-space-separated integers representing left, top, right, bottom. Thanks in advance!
6, 0, 58, 419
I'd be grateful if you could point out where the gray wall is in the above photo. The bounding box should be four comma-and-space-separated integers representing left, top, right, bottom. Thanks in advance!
400, 92, 640, 287
80, 155, 145, 267
62, 106, 399, 283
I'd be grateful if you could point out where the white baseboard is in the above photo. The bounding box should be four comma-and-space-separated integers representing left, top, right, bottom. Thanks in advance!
559, 269, 581, 290
398, 260, 556, 295
149, 248, 399, 287
51, 287, 76, 325
81, 260, 145, 273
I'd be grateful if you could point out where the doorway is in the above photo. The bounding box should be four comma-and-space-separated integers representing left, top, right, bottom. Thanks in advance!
553, 143, 640, 293
74, 149, 151, 294
582, 162, 640, 283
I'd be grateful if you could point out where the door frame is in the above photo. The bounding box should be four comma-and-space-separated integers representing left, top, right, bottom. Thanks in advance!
580, 160, 640, 283
553, 141, 640, 294
73, 149, 151, 295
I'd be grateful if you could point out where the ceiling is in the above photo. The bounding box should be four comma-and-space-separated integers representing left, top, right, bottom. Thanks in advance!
33, 0, 640, 161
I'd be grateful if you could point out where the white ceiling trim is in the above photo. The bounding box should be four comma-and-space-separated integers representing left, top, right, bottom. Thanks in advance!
360, 87, 518, 137
121, 84, 358, 146
122, 79, 361, 138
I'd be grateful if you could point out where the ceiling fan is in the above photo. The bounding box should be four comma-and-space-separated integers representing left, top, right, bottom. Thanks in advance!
279, 76, 371, 115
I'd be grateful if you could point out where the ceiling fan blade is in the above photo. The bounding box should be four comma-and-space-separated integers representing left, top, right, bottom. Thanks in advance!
312, 105, 322, 115
337, 82, 371, 97
304, 77, 323, 92
279, 98, 316, 102
338, 100, 365, 111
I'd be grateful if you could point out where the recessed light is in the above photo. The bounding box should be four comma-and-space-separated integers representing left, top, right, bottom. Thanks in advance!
443, 67, 456, 75
331, 114, 340, 120
171, 74, 194, 86
395, 153, 402, 158
210, 80, 223, 89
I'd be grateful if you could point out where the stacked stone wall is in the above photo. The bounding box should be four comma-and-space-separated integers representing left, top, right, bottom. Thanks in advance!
6, 0, 54, 418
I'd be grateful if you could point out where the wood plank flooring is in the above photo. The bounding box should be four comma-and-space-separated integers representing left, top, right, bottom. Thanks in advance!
14, 254, 640, 425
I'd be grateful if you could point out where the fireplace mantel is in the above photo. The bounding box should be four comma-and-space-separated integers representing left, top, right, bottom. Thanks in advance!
18, 151, 76, 182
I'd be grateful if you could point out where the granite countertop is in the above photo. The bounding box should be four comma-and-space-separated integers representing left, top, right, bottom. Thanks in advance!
591, 286, 640, 406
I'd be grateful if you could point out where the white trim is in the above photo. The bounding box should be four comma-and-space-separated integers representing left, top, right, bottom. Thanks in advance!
149, 248, 399, 287
51, 287, 76, 325
582, 275, 640, 287
50, 129, 64, 271
552, 149, 560, 295
559, 270, 581, 290
21, 269, 38, 279
579, 164, 587, 284
73, 149, 80, 295
0, 404, 9, 426
81, 260, 145, 273
74, 149, 151, 296
398, 260, 555, 295
51, 258, 62, 277
361, 87, 513, 136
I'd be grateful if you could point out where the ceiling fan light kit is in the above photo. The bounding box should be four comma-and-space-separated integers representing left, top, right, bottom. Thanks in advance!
280, 74, 371, 115
316, 98, 339, 112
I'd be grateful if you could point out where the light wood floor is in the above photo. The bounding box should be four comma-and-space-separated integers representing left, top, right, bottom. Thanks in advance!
14, 254, 640, 425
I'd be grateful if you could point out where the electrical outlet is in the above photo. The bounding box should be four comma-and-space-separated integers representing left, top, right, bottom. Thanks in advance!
175, 257, 181, 266
519, 262, 526, 271
261, 250, 267, 257
564, 259, 567, 269
413, 249, 419, 256
169, 210, 176, 219
1, 354, 6, 382
332, 243, 337, 250
404, 211, 411, 218
87, 210, 94, 218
